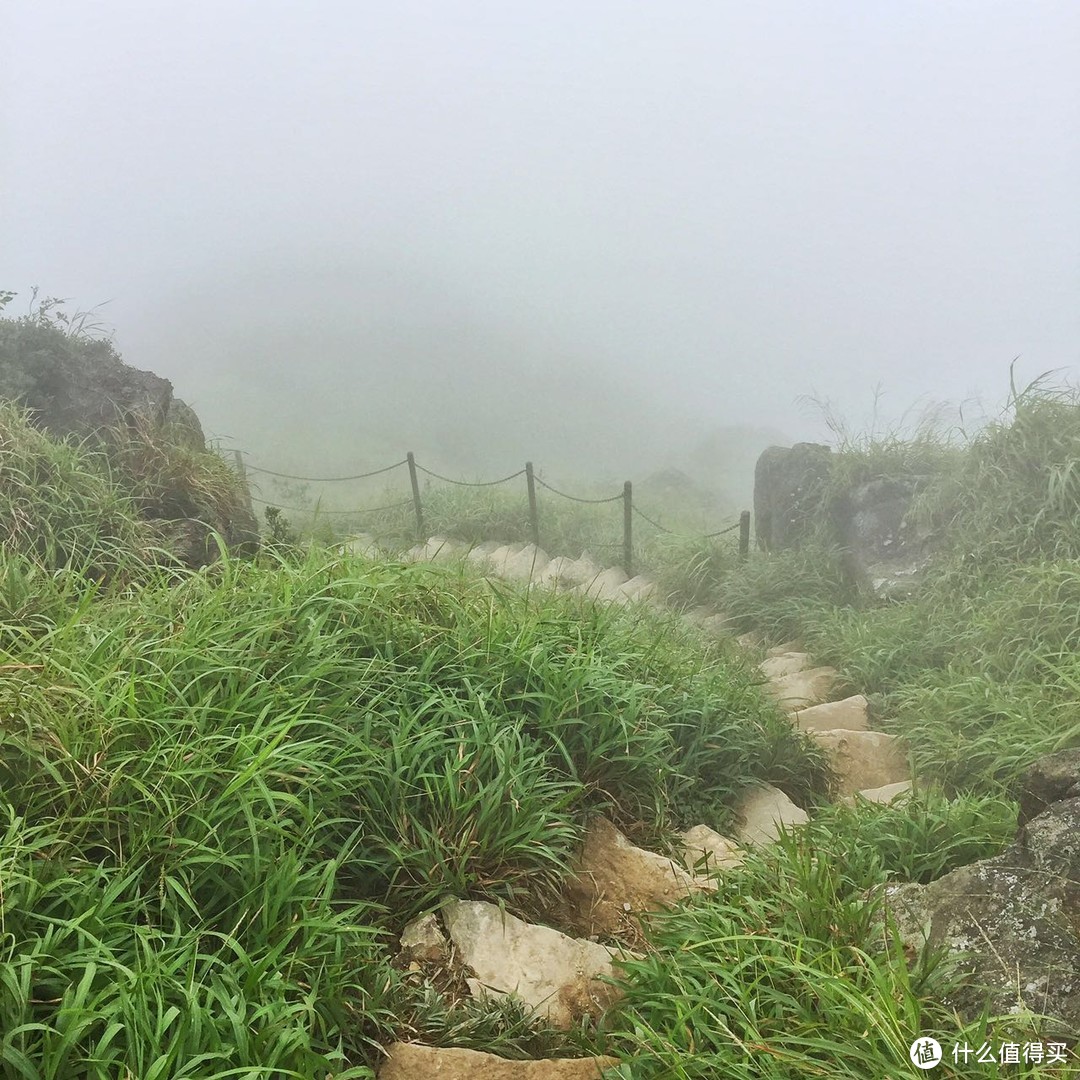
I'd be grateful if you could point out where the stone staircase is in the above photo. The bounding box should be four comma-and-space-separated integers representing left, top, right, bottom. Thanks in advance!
339, 534, 915, 1078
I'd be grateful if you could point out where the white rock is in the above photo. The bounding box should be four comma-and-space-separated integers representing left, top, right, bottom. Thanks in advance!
498, 544, 551, 582
766, 640, 802, 658
443, 900, 624, 1028
580, 566, 630, 602
765, 666, 838, 712
399, 912, 447, 962
732, 784, 809, 846
793, 695, 870, 733
681, 824, 744, 875
842, 780, 914, 807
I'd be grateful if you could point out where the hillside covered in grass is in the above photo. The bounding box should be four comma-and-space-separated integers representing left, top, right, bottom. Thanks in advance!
2, 362, 1079, 1076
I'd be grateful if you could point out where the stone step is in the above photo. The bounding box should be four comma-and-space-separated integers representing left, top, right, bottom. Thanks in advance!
810, 729, 910, 797
758, 651, 812, 679
765, 666, 839, 712
793, 694, 870, 733
378, 1044, 620, 1079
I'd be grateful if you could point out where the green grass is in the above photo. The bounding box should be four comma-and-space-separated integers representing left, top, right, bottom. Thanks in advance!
0, 537, 823, 1076
602, 817, 1066, 1079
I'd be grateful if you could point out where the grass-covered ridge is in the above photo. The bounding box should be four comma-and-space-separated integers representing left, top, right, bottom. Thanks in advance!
0, 528, 828, 1075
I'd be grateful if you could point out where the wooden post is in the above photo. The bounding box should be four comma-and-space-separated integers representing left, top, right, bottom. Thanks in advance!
233, 449, 256, 519
739, 510, 751, 560
406, 451, 424, 539
525, 462, 540, 548
623, 480, 633, 577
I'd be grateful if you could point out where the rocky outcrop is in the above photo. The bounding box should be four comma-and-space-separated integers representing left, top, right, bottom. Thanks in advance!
883, 795, 1080, 1040
834, 477, 932, 598
753, 443, 832, 552
0, 318, 258, 566
378, 1044, 619, 1079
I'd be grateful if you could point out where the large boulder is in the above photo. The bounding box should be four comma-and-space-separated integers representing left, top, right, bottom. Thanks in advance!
882, 797, 1080, 1040
833, 477, 932, 598
753, 443, 832, 552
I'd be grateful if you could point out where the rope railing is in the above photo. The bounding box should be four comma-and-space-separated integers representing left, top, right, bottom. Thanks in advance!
232, 449, 752, 574
244, 459, 408, 482
414, 463, 526, 487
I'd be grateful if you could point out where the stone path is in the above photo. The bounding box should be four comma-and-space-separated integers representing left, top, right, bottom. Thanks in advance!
339, 534, 915, 1077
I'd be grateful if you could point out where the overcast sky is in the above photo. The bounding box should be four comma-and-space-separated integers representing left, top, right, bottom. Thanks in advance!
3, 2, 1078, 488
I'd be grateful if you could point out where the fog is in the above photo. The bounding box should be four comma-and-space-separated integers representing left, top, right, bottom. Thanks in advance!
3, 2, 1078, 500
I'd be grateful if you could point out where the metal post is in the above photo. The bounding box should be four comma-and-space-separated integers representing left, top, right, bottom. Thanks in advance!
739, 510, 751, 560
406, 451, 424, 539
525, 462, 540, 548
623, 480, 633, 577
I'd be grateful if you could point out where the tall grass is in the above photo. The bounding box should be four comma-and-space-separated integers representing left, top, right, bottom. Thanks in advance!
0, 540, 820, 1075
603, 812, 1067, 1078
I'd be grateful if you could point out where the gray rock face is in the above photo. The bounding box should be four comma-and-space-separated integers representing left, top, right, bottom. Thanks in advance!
834, 478, 931, 598
1019, 748, 1080, 826
883, 797, 1080, 1040
753, 443, 832, 552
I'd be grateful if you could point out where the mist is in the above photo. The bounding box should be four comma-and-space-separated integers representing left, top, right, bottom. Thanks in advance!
3, 2, 1078, 502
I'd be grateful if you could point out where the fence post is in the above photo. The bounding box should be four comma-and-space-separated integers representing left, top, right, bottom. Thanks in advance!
232, 449, 256, 520
406, 451, 424, 539
525, 462, 540, 548
739, 510, 751, 559
623, 481, 633, 577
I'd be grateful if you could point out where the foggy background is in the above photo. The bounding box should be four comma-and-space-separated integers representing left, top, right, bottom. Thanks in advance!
3, 2, 1078, 508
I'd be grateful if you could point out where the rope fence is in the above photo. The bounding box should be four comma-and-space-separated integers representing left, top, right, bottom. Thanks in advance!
231, 449, 751, 575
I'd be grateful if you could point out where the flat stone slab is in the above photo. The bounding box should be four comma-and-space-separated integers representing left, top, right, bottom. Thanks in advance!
811, 729, 910, 796
732, 784, 809, 846
443, 900, 623, 1027
758, 651, 811, 679
842, 780, 913, 807
765, 666, 838, 712
378, 1044, 620, 1079
793, 694, 869, 733
681, 824, 744, 875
